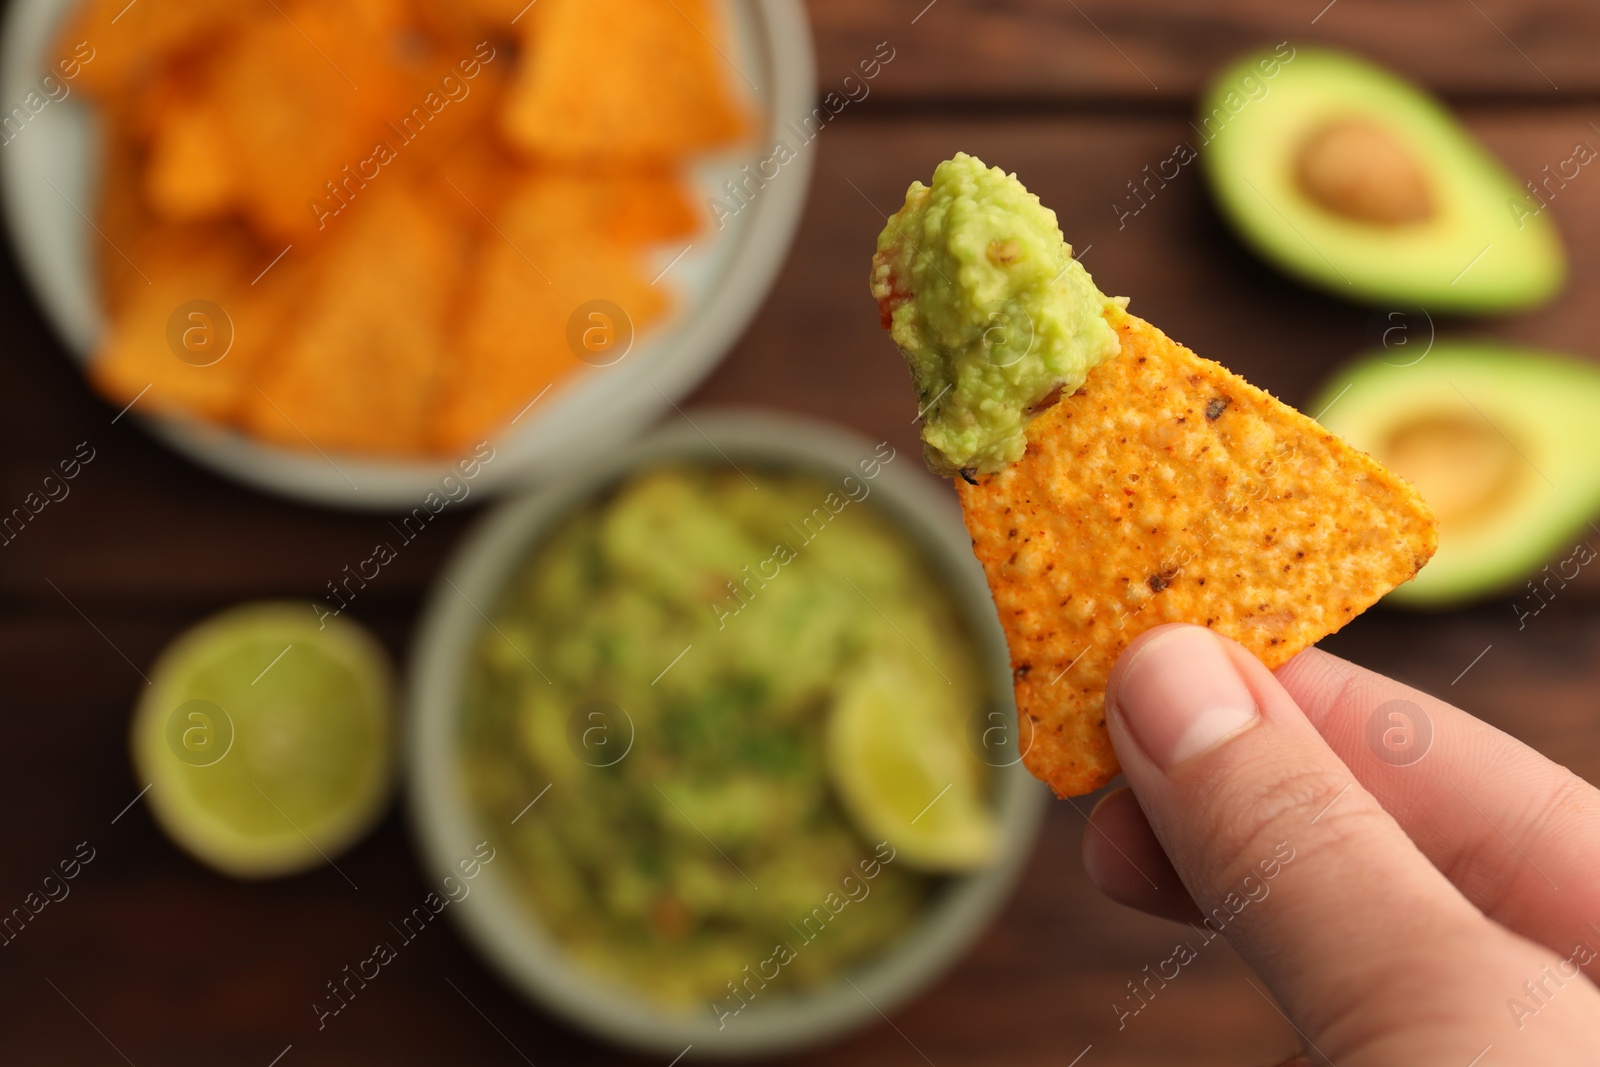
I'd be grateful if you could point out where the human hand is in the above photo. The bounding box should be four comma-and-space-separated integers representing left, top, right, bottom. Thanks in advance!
1082, 623, 1600, 1065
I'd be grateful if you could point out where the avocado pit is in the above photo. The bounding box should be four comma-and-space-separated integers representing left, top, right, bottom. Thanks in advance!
1380, 412, 1520, 528
1294, 116, 1434, 226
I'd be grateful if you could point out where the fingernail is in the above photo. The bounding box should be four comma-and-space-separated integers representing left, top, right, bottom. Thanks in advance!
1110, 627, 1260, 772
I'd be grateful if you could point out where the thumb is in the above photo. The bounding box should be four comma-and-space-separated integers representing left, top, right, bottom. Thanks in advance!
1103, 624, 1576, 1063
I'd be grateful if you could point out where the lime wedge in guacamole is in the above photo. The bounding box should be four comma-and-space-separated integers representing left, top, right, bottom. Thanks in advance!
828, 658, 997, 871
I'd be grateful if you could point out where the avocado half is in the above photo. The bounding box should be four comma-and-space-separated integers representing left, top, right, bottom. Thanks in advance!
1311, 344, 1600, 606
1200, 47, 1565, 312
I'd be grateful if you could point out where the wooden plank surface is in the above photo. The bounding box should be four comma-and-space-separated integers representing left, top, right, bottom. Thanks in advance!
807, 0, 1600, 101
1, 3, 1598, 1065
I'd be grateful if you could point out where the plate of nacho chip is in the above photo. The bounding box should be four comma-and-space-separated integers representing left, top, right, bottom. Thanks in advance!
0, 0, 814, 508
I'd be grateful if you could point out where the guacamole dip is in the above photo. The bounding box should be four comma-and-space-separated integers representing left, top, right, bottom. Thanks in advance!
870, 152, 1124, 477
460, 463, 986, 1005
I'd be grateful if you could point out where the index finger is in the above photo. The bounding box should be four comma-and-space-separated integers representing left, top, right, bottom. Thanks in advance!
1274, 647, 1600, 978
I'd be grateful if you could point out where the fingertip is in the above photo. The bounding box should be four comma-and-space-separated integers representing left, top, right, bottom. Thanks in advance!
1082, 786, 1202, 925
1104, 622, 1208, 715
1105, 624, 1263, 775
1271, 646, 1363, 730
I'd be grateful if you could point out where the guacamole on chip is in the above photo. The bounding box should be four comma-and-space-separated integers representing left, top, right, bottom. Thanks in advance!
869, 153, 1439, 798
870, 152, 1124, 477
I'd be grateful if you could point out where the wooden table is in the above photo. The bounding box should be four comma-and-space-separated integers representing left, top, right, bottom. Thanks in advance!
2, 1, 1596, 1063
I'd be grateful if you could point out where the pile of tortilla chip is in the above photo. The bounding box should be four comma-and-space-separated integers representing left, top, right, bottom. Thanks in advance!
62, 0, 749, 456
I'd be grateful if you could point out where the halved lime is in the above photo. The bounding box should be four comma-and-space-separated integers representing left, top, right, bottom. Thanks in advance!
132, 603, 395, 878
827, 661, 998, 872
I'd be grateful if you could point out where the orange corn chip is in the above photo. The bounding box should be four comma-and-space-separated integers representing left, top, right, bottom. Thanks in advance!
500, 0, 749, 163
68, 0, 701, 458
381, 39, 509, 182
144, 87, 236, 222
206, 0, 411, 242
488, 168, 701, 246
958, 309, 1438, 797
94, 109, 158, 315
55, 0, 258, 98
425, 135, 518, 234
464, 0, 535, 22
90, 224, 301, 423
430, 183, 669, 452
404, 0, 529, 39
586, 170, 701, 246
243, 181, 459, 455
110, 62, 195, 144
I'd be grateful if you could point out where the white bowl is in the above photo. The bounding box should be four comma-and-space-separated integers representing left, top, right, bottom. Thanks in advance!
0, 0, 815, 510
406, 410, 1050, 1058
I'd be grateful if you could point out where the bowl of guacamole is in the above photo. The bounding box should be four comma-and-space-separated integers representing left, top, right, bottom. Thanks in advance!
408, 410, 1048, 1057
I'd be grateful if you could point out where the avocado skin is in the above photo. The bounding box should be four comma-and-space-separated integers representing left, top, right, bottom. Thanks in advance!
1199, 46, 1566, 313
1311, 343, 1600, 607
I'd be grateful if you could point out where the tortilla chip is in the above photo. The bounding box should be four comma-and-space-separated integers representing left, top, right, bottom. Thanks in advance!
430, 244, 668, 453
71, 0, 700, 458
206, 0, 411, 241
423, 132, 518, 236
500, 0, 749, 162
380, 43, 509, 194
243, 181, 459, 455
479, 168, 701, 247
90, 224, 302, 422
94, 107, 159, 316
404, 0, 528, 38
55, 0, 257, 98
958, 308, 1438, 797
430, 183, 669, 453
144, 89, 236, 222
463, 0, 534, 21
588, 170, 701, 246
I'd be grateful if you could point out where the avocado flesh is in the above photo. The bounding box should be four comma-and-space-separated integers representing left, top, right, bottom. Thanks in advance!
1200, 47, 1565, 312
1311, 344, 1600, 605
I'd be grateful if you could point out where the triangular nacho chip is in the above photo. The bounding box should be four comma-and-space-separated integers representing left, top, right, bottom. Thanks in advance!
144, 87, 237, 222
499, 0, 749, 162
957, 308, 1437, 797
56, 0, 257, 98
243, 181, 459, 455
428, 202, 669, 454
93, 104, 159, 317
204, 0, 412, 242
90, 223, 305, 423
